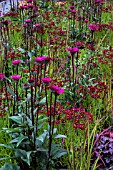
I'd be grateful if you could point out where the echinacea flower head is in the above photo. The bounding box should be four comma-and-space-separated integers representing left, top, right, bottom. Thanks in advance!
27, 4, 34, 8
67, 47, 79, 54
24, 19, 31, 23
34, 23, 41, 27
69, 6, 74, 9
84, 19, 88, 23
27, 0, 34, 3
28, 79, 34, 84
11, 74, 21, 81
50, 85, 64, 95
75, 42, 84, 49
22, 24, 27, 27
71, 10, 76, 13
89, 23, 99, 31
42, 77, 51, 84
0, 73, 5, 80
75, 42, 81, 46
95, 0, 102, 2
34, 56, 46, 62
20, 5, 28, 9
12, 60, 21, 65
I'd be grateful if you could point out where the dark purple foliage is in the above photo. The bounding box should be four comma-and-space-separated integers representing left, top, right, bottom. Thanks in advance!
91, 127, 113, 169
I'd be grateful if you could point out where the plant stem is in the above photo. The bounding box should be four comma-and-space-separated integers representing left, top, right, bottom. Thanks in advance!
31, 86, 34, 126
47, 91, 53, 169
45, 85, 48, 112
52, 93, 57, 135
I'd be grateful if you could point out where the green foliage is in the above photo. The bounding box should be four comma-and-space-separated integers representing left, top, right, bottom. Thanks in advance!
0, 114, 67, 169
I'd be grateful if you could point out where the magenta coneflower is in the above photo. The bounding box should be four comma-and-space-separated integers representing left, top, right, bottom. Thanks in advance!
20, 5, 28, 9
11, 74, 21, 80
27, 4, 34, 8
12, 60, 21, 65
0, 73, 5, 80
27, 0, 34, 2
42, 77, 51, 84
84, 19, 88, 23
24, 19, 31, 23
71, 10, 76, 13
67, 47, 79, 54
34, 23, 41, 27
34, 56, 46, 62
22, 24, 28, 27
89, 23, 99, 31
69, 6, 74, 9
50, 85, 64, 95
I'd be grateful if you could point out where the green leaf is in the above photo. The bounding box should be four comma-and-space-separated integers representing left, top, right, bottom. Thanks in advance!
9, 137, 19, 144
37, 122, 44, 130
0, 144, 14, 149
17, 135, 28, 147
54, 134, 67, 139
53, 128, 57, 134
2, 127, 22, 133
26, 117, 32, 127
0, 163, 20, 170
15, 149, 32, 166
9, 134, 28, 147
0, 157, 16, 161
5, 77, 12, 84
39, 97, 46, 104
52, 149, 67, 159
36, 130, 49, 144
7, 86, 15, 96
17, 47, 25, 53
38, 117, 48, 123
33, 108, 38, 114
36, 148, 48, 152
28, 51, 32, 60
9, 116, 22, 124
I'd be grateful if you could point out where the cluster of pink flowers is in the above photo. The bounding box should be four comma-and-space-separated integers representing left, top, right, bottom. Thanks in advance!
69, 6, 76, 13
34, 56, 53, 63
50, 85, 64, 95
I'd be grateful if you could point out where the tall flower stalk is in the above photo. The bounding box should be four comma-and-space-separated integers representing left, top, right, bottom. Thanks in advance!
47, 85, 64, 169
